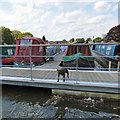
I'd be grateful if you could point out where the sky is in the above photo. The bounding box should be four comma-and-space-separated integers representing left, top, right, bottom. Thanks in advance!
0, 0, 119, 41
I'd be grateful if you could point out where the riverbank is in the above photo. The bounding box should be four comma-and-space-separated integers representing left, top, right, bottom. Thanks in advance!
52, 89, 120, 100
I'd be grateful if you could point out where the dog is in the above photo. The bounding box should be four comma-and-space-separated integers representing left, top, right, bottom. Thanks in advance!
57, 61, 69, 82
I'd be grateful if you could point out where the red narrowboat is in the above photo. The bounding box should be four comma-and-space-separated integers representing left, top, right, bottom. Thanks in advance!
15, 37, 46, 65
62, 44, 95, 69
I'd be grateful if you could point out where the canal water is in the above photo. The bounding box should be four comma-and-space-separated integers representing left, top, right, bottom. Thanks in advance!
2, 85, 120, 119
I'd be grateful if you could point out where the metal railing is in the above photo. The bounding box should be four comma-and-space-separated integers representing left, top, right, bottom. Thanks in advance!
0, 43, 120, 81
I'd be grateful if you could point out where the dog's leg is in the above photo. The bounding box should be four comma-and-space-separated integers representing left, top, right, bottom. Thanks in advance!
67, 73, 69, 78
66, 69, 69, 78
63, 74, 65, 82
57, 74, 59, 82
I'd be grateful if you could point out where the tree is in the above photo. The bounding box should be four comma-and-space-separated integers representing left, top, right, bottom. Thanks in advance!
69, 38, 75, 43
86, 38, 92, 43
62, 39, 67, 43
23, 32, 33, 37
76, 38, 85, 43
12, 30, 21, 42
105, 24, 120, 42
17, 33, 24, 39
93, 37, 102, 43
17, 32, 33, 39
0, 27, 2, 45
0, 26, 34, 44
0, 26, 14, 44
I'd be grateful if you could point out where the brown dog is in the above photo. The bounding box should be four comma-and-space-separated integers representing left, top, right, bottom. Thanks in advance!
57, 61, 69, 82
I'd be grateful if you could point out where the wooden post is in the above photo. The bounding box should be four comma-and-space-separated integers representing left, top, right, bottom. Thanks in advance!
117, 61, 120, 72
109, 61, 112, 71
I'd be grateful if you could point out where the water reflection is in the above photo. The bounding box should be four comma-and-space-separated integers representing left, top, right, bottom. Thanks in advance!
2, 85, 52, 104
2, 85, 52, 118
2, 85, 120, 119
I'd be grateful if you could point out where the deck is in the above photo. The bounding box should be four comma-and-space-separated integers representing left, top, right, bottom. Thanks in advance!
0, 54, 119, 94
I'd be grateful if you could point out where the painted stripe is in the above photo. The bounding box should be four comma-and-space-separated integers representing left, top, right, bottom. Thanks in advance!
99, 45, 103, 52
109, 45, 116, 56
103, 45, 108, 55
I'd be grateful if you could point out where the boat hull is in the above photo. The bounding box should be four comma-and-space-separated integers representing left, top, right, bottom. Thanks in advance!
63, 57, 95, 70
2, 57, 15, 65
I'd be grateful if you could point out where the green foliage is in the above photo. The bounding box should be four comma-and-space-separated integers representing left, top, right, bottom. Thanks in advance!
62, 39, 67, 43
69, 38, 75, 43
0, 27, 2, 45
17, 32, 33, 39
23, 32, 33, 37
17, 33, 24, 39
86, 38, 92, 43
93, 37, 103, 43
12, 30, 21, 42
0, 26, 34, 44
105, 25, 120, 42
76, 38, 85, 43
0, 26, 14, 44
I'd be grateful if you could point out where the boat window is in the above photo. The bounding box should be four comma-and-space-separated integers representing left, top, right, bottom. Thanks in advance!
106, 45, 111, 55
101, 45, 105, 53
7, 49, 13, 55
95, 45, 98, 51
98, 45, 101, 52
114, 45, 120, 56
39, 46, 43, 52
95, 45, 100, 51
20, 39, 32, 45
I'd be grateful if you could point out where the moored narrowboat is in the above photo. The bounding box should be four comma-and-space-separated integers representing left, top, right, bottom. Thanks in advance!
62, 44, 95, 70
15, 37, 46, 65
92, 44, 120, 71
1, 46, 15, 65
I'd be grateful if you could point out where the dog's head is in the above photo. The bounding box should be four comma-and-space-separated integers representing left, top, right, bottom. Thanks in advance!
59, 61, 63, 67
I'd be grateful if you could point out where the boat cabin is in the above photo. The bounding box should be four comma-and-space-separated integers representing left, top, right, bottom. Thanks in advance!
92, 44, 120, 57
15, 37, 46, 65
1, 46, 15, 65
92, 44, 120, 70
62, 44, 95, 69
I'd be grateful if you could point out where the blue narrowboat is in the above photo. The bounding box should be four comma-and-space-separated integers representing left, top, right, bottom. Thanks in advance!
92, 44, 120, 70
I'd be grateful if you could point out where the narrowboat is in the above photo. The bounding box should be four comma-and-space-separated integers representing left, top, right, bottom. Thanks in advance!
0, 46, 15, 65
62, 44, 95, 69
92, 44, 120, 70
15, 37, 46, 65
45, 46, 57, 61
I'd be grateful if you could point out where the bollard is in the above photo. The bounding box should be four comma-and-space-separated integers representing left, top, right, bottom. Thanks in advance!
109, 61, 112, 71
117, 61, 120, 72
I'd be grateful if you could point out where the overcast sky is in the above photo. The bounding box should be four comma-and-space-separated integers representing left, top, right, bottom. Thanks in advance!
0, 0, 119, 41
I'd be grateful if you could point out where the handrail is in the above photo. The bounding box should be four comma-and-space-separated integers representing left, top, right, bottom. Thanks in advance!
1, 44, 120, 72
0, 42, 120, 47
